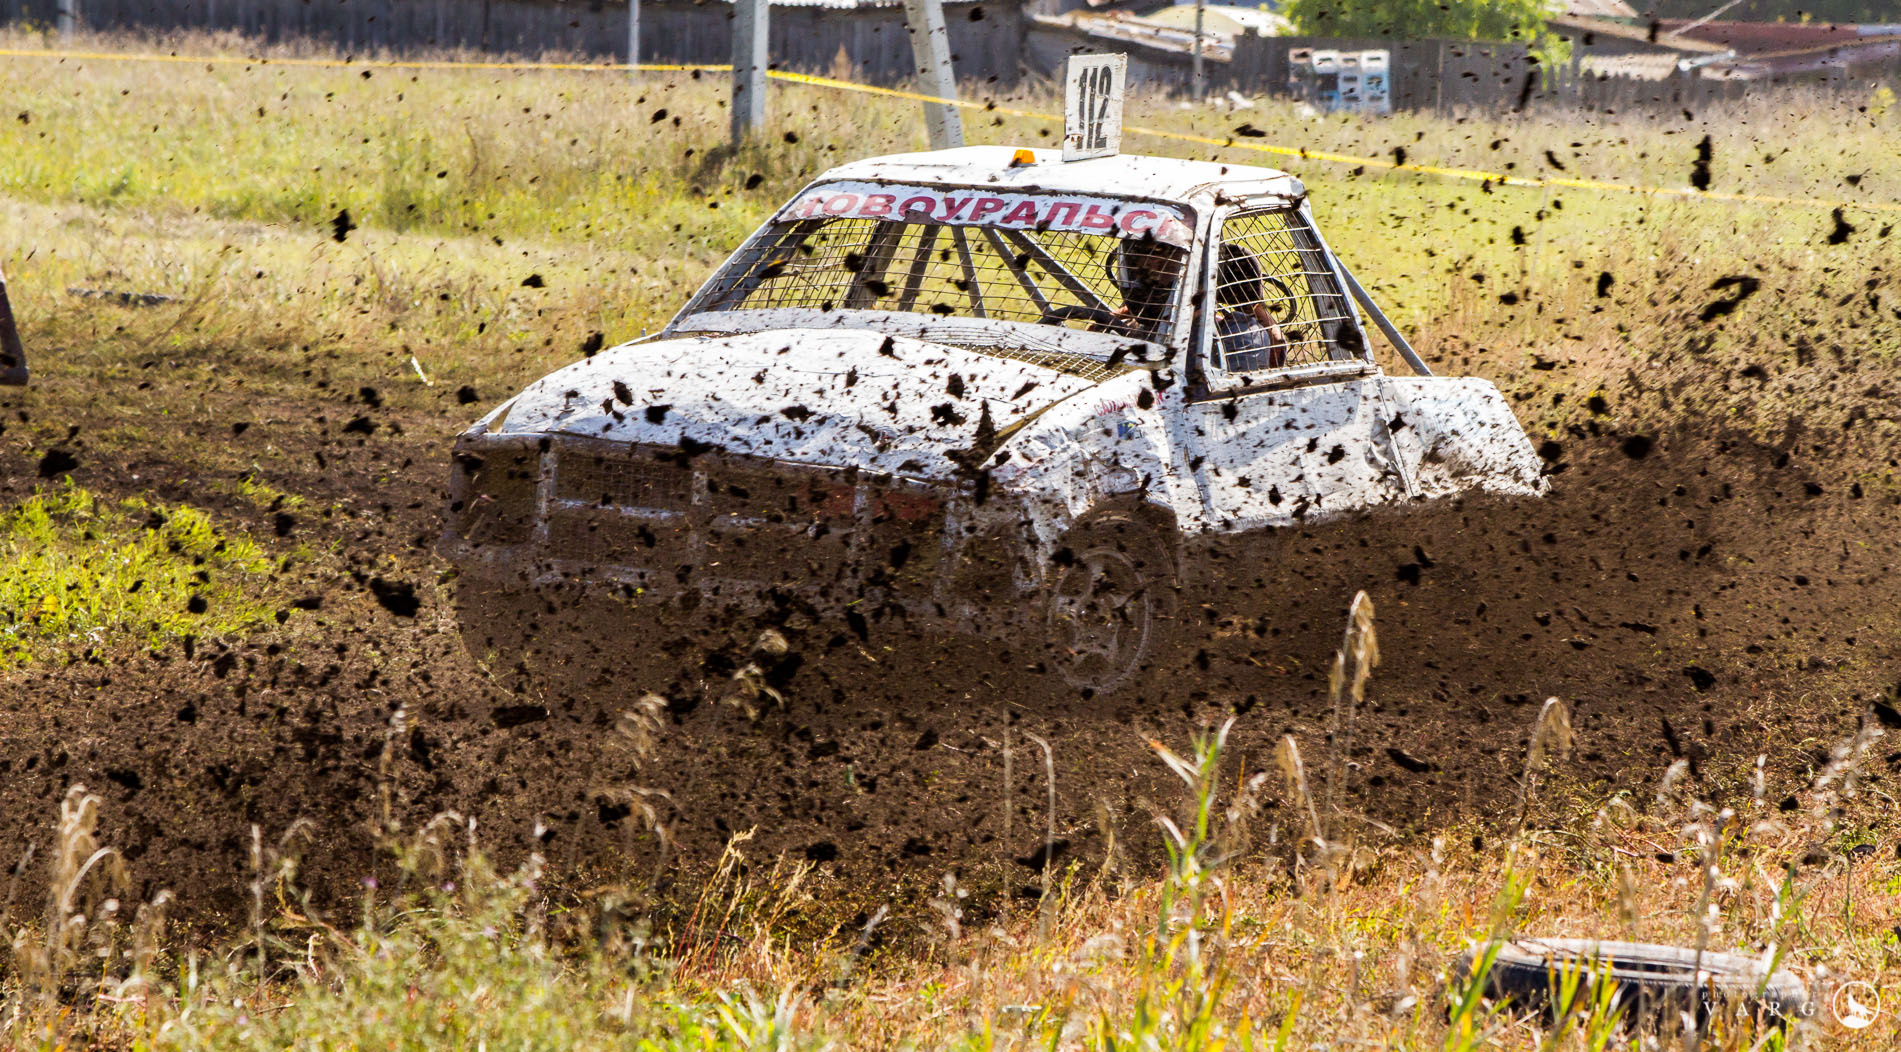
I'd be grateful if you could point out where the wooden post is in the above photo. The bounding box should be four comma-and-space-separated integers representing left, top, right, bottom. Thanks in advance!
900, 0, 964, 149
0, 265, 28, 387
1434, 41, 1446, 117
1191, 0, 1205, 99
731, 0, 769, 143
627, 0, 640, 77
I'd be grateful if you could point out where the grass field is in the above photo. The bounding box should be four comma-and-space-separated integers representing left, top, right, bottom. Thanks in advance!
2, 28, 1900, 1050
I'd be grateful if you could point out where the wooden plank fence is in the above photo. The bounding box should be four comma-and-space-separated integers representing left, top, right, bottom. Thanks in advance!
2, 0, 1887, 114
0, 0, 1025, 86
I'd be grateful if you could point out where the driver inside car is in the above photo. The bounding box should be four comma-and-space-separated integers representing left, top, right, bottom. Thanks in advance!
1105, 239, 1186, 340
1212, 242, 1289, 372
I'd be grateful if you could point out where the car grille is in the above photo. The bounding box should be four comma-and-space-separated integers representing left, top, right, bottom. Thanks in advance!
539, 438, 955, 599
554, 447, 691, 512
545, 508, 692, 585
453, 446, 539, 547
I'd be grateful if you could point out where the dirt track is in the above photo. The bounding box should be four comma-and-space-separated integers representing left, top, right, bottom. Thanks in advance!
2, 381, 1897, 927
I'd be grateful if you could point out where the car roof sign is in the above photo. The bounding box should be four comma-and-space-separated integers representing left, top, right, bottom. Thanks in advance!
1063, 53, 1127, 162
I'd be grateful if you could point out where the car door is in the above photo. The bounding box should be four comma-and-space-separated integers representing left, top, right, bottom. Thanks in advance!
1173, 202, 1415, 533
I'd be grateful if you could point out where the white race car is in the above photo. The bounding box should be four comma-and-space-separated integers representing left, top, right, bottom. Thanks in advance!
443, 145, 1545, 693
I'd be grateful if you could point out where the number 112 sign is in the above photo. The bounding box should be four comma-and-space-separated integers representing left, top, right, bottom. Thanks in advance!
1063, 53, 1127, 162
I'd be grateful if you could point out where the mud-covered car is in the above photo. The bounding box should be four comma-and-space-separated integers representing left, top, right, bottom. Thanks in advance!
443, 145, 1545, 692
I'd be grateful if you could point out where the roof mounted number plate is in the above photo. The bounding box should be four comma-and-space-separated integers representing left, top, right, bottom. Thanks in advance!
1063, 53, 1126, 162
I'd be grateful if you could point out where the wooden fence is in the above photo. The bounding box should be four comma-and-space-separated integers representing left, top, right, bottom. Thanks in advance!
3, 0, 1888, 114
0, 0, 1025, 85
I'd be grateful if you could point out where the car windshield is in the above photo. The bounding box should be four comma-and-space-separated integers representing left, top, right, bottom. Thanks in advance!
674, 182, 1195, 379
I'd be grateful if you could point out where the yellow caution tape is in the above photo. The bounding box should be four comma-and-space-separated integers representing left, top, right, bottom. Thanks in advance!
772, 70, 1901, 214
3, 47, 1896, 214
0, 47, 720, 71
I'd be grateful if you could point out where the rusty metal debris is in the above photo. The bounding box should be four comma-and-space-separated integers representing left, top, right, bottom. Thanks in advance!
68, 286, 178, 308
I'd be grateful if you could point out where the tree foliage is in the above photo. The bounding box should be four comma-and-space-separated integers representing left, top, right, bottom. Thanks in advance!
1282, 0, 1560, 45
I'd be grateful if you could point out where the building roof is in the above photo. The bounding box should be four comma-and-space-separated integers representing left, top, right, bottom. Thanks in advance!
1580, 52, 1682, 79
1137, 4, 1294, 38
1662, 20, 1872, 52
1031, 11, 1237, 61
1549, 14, 1730, 53
813, 146, 1305, 206
1556, 0, 1637, 19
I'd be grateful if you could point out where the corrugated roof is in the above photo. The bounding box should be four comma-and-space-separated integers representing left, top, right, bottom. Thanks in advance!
1137, 4, 1293, 38
1557, 0, 1637, 19
1548, 14, 1730, 53
1662, 20, 1865, 53
1580, 52, 1679, 79
1701, 33, 1901, 79
1032, 11, 1236, 60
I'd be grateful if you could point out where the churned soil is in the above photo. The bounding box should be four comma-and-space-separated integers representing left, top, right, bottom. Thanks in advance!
1, 374, 1896, 931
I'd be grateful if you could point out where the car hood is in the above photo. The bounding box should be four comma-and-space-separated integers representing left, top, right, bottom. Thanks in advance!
484, 329, 1099, 481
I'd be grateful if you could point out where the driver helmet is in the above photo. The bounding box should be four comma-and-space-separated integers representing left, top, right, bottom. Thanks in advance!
1215, 243, 1265, 314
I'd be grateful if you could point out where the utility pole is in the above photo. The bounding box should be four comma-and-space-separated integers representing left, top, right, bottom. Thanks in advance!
1191, 0, 1206, 100
731, 0, 769, 143
57, 0, 80, 40
627, 0, 640, 79
901, 0, 964, 149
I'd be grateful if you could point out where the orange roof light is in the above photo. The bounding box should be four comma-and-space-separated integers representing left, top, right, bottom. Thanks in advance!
1010, 148, 1037, 167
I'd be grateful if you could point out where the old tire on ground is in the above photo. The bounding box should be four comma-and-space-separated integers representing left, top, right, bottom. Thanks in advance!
1455, 939, 1809, 1028
1044, 509, 1178, 695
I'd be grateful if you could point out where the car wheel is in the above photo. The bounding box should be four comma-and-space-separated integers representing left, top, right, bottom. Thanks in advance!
1045, 510, 1178, 695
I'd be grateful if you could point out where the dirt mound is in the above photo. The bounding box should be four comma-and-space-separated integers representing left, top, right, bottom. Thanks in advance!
1, 424, 1895, 928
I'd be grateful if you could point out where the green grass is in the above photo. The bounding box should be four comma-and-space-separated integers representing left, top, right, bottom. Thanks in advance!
0, 481, 279, 666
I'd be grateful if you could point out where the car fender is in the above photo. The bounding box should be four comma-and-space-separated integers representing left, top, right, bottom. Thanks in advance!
984, 370, 1184, 557
1380, 376, 1549, 499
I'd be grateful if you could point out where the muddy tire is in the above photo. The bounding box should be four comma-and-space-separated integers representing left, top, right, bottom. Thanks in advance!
1044, 510, 1179, 695
1455, 939, 1809, 1028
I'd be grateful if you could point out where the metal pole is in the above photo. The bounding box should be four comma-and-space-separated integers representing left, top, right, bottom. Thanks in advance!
1337, 262, 1432, 377
627, 0, 639, 78
900, 0, 965, 149
1191, 0, 1205, 100
57, 0, 79, 39
0, 264, 29, 387
731, 0, 768, 143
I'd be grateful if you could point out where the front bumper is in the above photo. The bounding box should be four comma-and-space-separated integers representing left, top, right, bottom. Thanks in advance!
441, 432, 1044, 626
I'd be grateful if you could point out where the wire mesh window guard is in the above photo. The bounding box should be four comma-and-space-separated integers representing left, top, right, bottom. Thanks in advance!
697, 216, 1187, 380
1212, 210, 1358, 374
